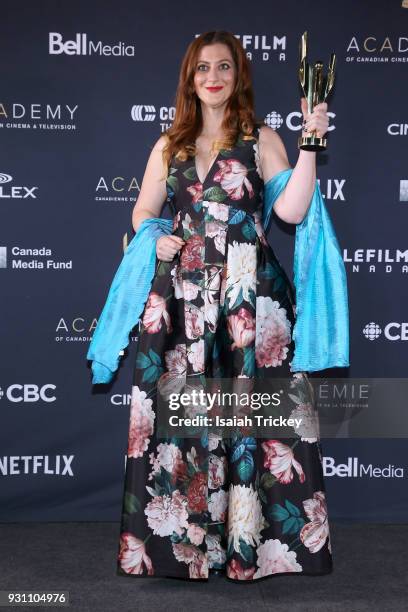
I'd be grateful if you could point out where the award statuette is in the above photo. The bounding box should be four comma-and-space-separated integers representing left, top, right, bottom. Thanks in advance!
298, 30, 336, 151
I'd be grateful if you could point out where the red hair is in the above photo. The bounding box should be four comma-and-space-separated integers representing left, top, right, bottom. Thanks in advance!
161, 30, 263, 174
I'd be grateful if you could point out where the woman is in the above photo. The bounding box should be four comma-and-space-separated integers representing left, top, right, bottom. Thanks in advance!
114, 30, 343, 582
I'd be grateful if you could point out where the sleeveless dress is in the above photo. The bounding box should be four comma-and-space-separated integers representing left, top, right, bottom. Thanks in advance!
116, 126, 333, 581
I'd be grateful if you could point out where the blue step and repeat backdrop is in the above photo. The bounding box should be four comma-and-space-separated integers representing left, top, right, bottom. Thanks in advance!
1, 0, 407, 522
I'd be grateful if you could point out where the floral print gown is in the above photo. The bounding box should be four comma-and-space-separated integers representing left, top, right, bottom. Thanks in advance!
117, 126, 333, 581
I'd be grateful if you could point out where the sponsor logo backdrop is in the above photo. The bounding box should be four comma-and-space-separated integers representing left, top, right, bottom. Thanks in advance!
1, 0, 407, 521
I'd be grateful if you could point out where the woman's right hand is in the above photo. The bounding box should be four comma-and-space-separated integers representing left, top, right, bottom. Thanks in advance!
156, 235, 185, 262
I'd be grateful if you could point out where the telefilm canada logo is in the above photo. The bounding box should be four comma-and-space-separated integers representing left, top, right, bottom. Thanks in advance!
194, 33, 287, 62
343, 248, 408, 274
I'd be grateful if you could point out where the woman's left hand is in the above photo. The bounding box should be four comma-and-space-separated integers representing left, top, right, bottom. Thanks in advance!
300, 97, 329, 138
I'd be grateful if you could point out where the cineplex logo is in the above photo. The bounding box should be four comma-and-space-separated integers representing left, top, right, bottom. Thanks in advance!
0, 173, 38, 199
48, 32, 136, 56
0, 455, 74, 476
323, 456, 404, 478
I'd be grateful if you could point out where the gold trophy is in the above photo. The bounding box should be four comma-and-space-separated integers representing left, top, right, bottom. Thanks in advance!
298, 30, 336, 151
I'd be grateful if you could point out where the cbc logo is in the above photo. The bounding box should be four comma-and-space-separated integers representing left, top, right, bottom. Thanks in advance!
363, 322, 408, 341
264, 110, 336, 132
1, 384, 57, 402
131, 105, 175, 122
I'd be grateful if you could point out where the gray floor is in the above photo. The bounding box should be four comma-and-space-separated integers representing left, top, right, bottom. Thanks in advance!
1, 522, 406, 612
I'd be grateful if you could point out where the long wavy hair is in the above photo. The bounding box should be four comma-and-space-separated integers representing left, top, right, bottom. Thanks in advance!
161, 30, 263, 176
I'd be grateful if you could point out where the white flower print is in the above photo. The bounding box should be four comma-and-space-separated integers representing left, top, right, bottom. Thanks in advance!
227, 484, 267, 554
226, 241, 257, 308
144, 490, 189, 537
208, 489, 229, 522
253, 539, 302, 578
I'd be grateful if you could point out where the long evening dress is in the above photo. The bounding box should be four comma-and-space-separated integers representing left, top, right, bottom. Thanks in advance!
116, 125, 333, 581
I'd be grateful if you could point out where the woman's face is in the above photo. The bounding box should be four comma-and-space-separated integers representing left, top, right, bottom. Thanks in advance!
193, 43, 236, 110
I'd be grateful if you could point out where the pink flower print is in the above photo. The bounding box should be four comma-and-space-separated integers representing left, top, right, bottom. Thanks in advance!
213, 158, 254, 200
142, 292, 172, 334
300, 491, 330, 553
227, 558, 256, 580
127, 385, 155, 458
118, 533, 154, 575
180, 234, 205, 271
187, 182, 203, 203
255, 296, 291, 368
262, 439, 306, 484
227, 307, 256, 350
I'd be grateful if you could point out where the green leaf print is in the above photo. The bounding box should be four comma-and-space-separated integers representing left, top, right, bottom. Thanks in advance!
282, 516, 305, 535
135, 352, 151, 369
242, 221, 257, 241
269, 503, 290, 521
260, 262, 278, 279
166, 174, 178, 193
142, 364, 163, 383
124, 491, 142, 515
183, 166, 198, 181
217, 523, 225, 536
157, 261, 171, 276
231, 443, 245, 463
260, 472, 277, 490
285, 499, 301, 517
231, 437, 256, 463
229, 208, 246, 224
242, 346, 255, 377
155, 466, 174, 496
237, 450, 254, 482
170, 531, 184, 544
269, 500, 305, 536
242, 437, 257, 451
247, 287, 256, 308
228, 285, 243, 309
202, 186, 227, 202
239, 538, 254, 564
258, 487, 267, 505
148, 348, 162, 366
273, 275, 286, 292
281, 516, 299, 535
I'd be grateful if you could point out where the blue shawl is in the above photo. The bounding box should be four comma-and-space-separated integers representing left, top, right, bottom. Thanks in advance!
86, 168, 349, 383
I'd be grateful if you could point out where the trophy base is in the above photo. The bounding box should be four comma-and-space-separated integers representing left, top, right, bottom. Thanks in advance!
298, 135, 327, 151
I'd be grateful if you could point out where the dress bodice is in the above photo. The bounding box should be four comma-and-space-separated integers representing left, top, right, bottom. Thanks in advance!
165, 126, 265, 218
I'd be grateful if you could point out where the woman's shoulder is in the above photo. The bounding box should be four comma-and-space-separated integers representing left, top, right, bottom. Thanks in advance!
256, 123, 287, 150
152, 132, 170, 152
